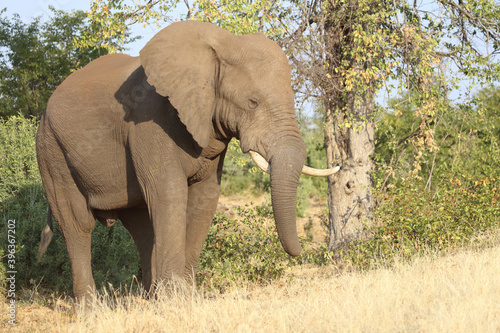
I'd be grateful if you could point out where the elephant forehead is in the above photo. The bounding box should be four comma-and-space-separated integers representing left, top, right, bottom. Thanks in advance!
236, 54, 292, 86
232, 34, 289, 63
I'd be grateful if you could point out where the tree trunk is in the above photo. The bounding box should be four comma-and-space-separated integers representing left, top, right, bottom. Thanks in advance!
324, 86, 375, 250
323, 0, 376, 250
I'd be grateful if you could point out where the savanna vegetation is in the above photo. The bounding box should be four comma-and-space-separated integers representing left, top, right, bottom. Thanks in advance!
1, 1, 499, 331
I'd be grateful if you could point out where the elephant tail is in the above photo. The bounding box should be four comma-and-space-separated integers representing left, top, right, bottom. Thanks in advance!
38, 206, 54, 261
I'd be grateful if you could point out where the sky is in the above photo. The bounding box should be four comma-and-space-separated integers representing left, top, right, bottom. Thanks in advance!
2, 0, 168, 56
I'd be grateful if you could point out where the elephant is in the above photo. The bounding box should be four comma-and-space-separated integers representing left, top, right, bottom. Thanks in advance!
36, 20, 338, 301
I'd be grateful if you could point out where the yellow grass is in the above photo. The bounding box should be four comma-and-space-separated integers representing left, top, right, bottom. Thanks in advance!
3, 246, 500, 332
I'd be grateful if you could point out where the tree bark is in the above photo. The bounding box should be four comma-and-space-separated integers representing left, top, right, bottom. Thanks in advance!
324, 86, 375, 250
322, 0, 376, 250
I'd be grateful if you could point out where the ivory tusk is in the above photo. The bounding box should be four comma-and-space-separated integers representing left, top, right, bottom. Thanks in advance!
249, 150, 341, 177
301, 164, 341, 176
249, 150, 271, 173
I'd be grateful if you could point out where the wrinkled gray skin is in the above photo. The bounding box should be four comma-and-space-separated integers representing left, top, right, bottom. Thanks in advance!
36, 21, 306, 301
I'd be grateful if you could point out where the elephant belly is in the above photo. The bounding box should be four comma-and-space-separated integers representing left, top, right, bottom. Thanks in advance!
66, 147, 145, 211
86, 181, 145, 212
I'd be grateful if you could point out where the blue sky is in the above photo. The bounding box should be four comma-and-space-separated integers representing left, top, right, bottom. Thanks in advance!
2, 0, 169, 56
4, 0, 90, 25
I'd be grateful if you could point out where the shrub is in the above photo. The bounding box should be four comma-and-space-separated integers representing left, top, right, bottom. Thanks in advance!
0, 116, 40, 203
197, 204, 296, 290
196, 201, 342, 291
345, 173, 500, 269
355, 86, 500, 270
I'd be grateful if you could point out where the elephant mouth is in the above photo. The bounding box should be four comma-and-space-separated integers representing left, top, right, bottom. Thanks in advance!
249, 150, 340, 177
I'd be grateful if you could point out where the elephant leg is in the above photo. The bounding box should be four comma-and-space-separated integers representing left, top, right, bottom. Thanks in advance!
128, 131, 191, 286
37, 135, 96, 303
118, 208, 155, 292
61, 216, 95, 304
143, 179, 189, 288
184, 174, 221, 280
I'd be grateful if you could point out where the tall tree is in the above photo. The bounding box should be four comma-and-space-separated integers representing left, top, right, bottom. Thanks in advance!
0, 7, 132, 119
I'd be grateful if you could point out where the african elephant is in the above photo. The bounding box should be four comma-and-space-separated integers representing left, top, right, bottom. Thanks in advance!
36, 20, 337, 300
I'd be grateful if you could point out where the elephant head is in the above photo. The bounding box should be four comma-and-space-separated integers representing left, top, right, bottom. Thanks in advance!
140, 21, 337, 256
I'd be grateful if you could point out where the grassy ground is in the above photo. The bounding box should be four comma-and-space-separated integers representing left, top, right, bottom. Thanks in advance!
3, 243, 499, 332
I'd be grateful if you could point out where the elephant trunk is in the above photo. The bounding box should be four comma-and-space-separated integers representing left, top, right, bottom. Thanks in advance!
269, 138, 306, 257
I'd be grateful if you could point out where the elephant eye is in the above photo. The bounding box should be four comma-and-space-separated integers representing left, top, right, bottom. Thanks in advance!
248, 99, 259, 109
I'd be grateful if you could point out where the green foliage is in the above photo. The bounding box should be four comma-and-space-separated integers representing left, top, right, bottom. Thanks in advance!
83, 0, 288, 50
197, 202, 343, 291
1, 182, 73, 293
349, 85, 500, 269
0, 117, 40, 203
197, 204, 295, 290
90, 223, 140, 291
78, 0, 184, 54
0, 116, 139, 295
0, 116, 69, 292
346, 175, 499, 269
375, 85, 500, 189
191, 0, 288, 38
0, 8, 114, 119
220, 139, 270, 197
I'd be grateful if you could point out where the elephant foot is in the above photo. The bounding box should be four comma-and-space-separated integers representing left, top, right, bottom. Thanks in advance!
150, 275, 196, 300
71, 292, 97, 315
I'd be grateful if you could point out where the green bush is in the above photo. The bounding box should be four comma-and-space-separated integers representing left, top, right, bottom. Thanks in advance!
90, 223, 140, 292
0, 116, 56, 290
0, 116, 40, 203
196, 202, 339, 291
348, 87, 500, 269
345, 173, 499, 269
197, 204, 296, 290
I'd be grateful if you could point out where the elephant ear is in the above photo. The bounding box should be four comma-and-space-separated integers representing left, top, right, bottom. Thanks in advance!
140, 21, 232, 148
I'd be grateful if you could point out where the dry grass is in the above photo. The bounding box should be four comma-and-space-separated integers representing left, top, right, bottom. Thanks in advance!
3, 245, 500, 332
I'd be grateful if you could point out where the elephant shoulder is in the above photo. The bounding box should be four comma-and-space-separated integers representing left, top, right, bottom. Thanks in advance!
83, 53, 138, 71
69, 54, 140, 83
50, 54, 141, 103
45, 54, 142, 126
